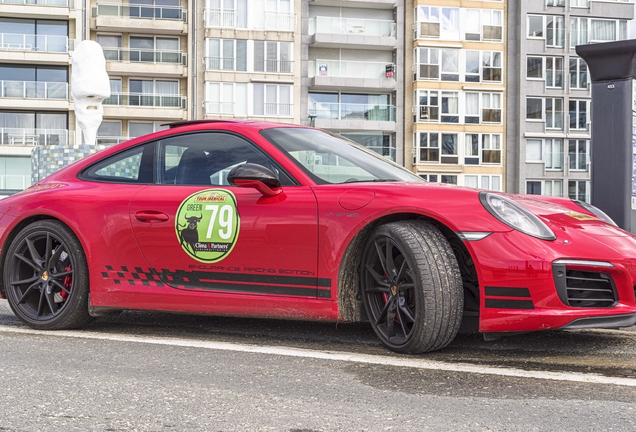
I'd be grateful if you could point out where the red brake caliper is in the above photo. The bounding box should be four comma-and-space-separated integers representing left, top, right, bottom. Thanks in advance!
60, 266, 72, 299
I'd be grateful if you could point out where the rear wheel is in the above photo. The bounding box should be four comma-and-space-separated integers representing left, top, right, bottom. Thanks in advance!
361, 220, 463, 353
4, 220, 93, 329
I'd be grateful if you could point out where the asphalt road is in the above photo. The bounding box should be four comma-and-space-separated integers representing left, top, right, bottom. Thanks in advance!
1, 299, 636, 431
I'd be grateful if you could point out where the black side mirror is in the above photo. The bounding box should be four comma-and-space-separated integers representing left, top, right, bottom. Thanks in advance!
227, 163, 282, 197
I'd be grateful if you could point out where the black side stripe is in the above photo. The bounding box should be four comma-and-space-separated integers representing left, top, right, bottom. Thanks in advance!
484, 287, 531, 298
485, 299, 535, 310
161, 270, 331, 288
177, 280, 331, 298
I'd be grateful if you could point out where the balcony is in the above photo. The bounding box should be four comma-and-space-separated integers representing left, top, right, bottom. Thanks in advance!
204, 57, 293, 74
0, 33, 74, 53
0, 0, 74, 19
203, 9, 295, 32
0, 128, 73, 146
103, 48, 187, 77
103, 92, 187, 120
92, 3, 187, 34
309, 59, 396, 91
0, 80, 68, 110
309, 102, 396, 131
308, 17, 396, 50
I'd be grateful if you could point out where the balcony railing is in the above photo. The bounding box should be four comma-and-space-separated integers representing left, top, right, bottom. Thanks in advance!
309, 103, 396, 122
204, 57, 293, 73
309, 60, 396, 80
96, 136, 129, 145
205, 101, 240, 116
102, 48, 186, 65
0, 128, 73, 146
203, 9, 294, 31
93, 3, 187, 21
104, 92, 186, 109
0, 33, 73, 53
309, 17, 396, 37
0, 0, 72, 7
251, 103, 292, 117
1, 80, 68, 99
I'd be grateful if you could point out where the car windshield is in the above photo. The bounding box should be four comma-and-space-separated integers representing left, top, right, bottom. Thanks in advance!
260, 128, 424, 185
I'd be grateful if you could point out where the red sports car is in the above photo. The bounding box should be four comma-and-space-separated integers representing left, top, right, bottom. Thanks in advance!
0, 120, 634, 353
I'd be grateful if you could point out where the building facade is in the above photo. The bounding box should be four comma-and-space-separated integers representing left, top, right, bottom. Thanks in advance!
406, 0, 506, 190
0, 0, 635, 196
506, 0, 634, 202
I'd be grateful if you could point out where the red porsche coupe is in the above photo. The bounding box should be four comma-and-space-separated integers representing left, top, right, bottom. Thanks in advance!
0, 120, 634, 353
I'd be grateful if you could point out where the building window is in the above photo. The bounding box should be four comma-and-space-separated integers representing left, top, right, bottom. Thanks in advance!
416, 132, 458, 164
526, 97, 564, 129
570, 17, 627, 47
569, 99, 589, 130
129, 121, 168, 138
526, 179, 563, 197
416, 89, 439, 122
0, 111, 68, 146
527, 15, 564, 48
205, 82, 247, 116
571, 0, 589, 7
254, 41, 292, 73
419, 173, 457, 185
416, 47, 439, 80
441, 49, 459, 81
97, 34, 122, 61
206, 39, 247, 71
569, 58, 589, 90
129, 36, 180, 63
464, 174, 501, 191
97, 121, 122, 144
526, 56, 563, 88
568, 180, 590, 202
481, 93, 502, 123
481, 51, 502, 82
253, 83, 292, 117
546, 0, 565, 6
341, 132, 395, 161
525, 138, 563, 170
416, 6, 441, 38
0, 65, 68, 99
465, 133, 501, 165
464, 9, 503, 42
568, 139, 589, 171
441, 91, 459, 123
128, 79, 181, 107
0, 18, 68, 53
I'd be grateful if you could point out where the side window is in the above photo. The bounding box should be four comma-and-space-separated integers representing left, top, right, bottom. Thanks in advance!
158, 132, 295, 186
80, 143, 154, 183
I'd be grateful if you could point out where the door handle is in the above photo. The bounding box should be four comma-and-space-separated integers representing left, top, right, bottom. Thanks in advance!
135, 211, 169, 223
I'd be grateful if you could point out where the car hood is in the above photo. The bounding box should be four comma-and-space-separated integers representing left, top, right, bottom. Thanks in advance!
507, 194, 631, 237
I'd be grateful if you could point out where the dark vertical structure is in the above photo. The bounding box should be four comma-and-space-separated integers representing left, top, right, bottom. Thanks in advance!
577, 40, 636, 232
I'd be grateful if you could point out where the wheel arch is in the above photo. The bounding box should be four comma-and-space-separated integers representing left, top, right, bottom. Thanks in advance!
0, 215, 84, 298
337, 212, 480, 328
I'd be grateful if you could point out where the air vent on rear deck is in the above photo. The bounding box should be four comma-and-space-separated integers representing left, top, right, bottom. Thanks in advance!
552, 263, 618, 308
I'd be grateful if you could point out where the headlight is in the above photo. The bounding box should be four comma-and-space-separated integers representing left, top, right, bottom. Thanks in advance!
479, 192, 556, 240
572, 200, 618, 226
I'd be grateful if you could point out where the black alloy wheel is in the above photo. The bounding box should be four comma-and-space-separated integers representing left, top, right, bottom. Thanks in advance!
4, 220, 93, 329
361, 220, 464, 354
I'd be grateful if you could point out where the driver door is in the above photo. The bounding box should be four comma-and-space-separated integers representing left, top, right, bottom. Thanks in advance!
129, 131, 324, 299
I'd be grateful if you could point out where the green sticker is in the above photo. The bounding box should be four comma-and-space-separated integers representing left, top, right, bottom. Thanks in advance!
175, 189, 241, 263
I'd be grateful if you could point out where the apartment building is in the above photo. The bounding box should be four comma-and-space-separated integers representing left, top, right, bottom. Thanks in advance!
507, 0, 633, 202
406, 0, 506, 190
90, 0, 190, 143
0, 0, 80, 194
301, 0, 404, 162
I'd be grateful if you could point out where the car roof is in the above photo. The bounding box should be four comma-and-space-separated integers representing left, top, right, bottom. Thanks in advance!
162, 119, 301, 130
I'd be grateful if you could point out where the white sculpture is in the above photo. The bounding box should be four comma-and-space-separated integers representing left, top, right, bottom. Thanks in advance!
71, 40, 111, 146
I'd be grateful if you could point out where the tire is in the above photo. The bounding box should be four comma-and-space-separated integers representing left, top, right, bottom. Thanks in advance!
3, 220, 93, 330
360, 220, 463, 353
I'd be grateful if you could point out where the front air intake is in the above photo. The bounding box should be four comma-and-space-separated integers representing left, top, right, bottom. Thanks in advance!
552, 263, 618, 308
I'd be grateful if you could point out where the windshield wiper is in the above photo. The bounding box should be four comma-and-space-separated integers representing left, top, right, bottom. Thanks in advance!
342, 178, 400, 184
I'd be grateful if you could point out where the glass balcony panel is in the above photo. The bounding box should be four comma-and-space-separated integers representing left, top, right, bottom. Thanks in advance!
310, 103, 395, 121
104, 92, 185, 108
0, 128, 71, 146
311, 17, 395, 37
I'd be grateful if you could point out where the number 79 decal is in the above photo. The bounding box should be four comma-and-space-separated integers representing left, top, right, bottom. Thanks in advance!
175, 189, 241, 263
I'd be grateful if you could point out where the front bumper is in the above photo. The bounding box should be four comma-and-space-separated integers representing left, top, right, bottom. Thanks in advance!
465, 230, 636, 333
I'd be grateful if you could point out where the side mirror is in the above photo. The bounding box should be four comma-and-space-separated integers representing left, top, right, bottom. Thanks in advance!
227, 163, 282, 197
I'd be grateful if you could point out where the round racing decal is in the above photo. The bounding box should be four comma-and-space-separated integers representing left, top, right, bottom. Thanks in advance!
175, 189, 240, 263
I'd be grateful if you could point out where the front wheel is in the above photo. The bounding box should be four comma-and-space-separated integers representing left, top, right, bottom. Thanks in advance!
361, 220, 463, 353
4, 220, 93, 330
